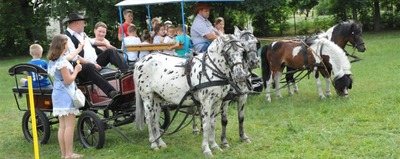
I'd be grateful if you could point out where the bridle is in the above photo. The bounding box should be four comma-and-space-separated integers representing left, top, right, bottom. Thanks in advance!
221, 38, 244, 71
345, 31, 364, 63
239, 31, 259, 58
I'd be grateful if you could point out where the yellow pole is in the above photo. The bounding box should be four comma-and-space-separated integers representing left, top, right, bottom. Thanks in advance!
27, 76, 40, 159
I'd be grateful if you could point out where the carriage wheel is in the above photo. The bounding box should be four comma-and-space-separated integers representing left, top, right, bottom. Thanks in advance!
22, 108, 51, 144
77, 111, 105, 149
159, 106, 171, 130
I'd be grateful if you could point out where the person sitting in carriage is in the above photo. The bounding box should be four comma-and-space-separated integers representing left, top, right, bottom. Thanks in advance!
63, 13, 128, 99
190, 2, 219, 53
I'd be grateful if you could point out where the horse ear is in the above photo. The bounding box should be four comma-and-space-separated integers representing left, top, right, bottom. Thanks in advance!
248, 25, 254, 33
234, 26, 241, 37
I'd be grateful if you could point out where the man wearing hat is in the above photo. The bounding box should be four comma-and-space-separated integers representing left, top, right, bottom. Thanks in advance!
63, 13, 127, 98
190, 2, 219, 53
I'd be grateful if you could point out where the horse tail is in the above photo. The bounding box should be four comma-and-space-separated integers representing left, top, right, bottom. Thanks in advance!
261, 44, 271, 88
134, 74, 145, 131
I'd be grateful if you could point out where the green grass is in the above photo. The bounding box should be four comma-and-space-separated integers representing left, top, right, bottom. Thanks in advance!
1, 31, 400, 158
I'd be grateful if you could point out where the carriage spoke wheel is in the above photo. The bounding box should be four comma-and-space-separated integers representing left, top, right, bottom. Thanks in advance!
22, 108, 51, 144
77, 111, 105, 149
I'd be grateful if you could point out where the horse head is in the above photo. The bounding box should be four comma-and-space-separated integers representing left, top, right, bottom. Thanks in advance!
234, 25, 260, 69
334, 74, 352, 97
212, 34, 246, 83
348, 22, 366, 52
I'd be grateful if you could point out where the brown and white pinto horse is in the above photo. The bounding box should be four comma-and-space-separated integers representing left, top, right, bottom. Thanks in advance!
283, 22, 365, 96
320, 21, 366, 53
261, 37, 353, 102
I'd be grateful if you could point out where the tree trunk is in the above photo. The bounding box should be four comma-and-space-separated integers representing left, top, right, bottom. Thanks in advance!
352, 5, 358, 22
293, 11, 296, 35
373, 0, 381, 31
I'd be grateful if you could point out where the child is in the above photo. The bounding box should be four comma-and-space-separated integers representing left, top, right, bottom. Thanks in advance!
214, 17, 225, 35
139, 29, 152, 59
47, 34, 83, 159
93, 21, 116, 55
163, 26, 176, 55
123, 25, 141, 61
170, 24, 192, 58
150, 17, 161, 36
20, 44, 51, 87
118, 9, 135, 41
152, 24, 165, 44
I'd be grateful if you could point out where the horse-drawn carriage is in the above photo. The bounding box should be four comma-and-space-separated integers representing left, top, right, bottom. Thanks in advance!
8, 63, 171, 148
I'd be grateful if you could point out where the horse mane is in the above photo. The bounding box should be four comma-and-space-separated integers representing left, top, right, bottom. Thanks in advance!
312, 38, 352, 78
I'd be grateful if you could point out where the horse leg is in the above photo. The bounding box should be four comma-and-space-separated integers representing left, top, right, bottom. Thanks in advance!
274, 71, 283, 98
142, 95, 159, 150
209, 101, 223, 152
201, 100, 222, 157
265, 73, 273, 103
220, 100, 230, 148
237, 94, 251, 143
191, 107, 200, 135
314, 69, 326, 99
324, 77, 332, 97
293, 81, 299, 94
153, 96, 167, 148
286, 67, 295, 95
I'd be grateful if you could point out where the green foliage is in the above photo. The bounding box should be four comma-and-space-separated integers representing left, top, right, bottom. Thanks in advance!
0, 1, 48, 57
297, 20, 312, 35
312, 16, 335, 32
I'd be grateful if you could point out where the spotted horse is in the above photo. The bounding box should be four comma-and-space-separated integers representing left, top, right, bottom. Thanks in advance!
134, 34, 247, 157
220, 25, 260, 147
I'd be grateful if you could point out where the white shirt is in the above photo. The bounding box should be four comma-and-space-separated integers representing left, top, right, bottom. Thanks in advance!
163, 36, 176, 55
124, 36, 141, 61
65, 28, 97, 64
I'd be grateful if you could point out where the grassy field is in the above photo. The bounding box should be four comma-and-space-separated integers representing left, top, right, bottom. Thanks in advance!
1, 31, 400, 159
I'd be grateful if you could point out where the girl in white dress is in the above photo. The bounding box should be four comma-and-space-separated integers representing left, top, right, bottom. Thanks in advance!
47, 34, 83, 159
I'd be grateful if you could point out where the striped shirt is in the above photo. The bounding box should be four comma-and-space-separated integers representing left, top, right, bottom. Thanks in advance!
190, 14, 216, 52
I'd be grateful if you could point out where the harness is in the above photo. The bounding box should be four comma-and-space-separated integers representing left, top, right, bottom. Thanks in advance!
162, 39, 244, 135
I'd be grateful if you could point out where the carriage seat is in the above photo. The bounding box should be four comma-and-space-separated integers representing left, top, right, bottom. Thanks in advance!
8, 63, 54, 95
12, 85, 53, 95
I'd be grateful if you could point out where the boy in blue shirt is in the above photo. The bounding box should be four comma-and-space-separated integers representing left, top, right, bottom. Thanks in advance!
169, 24, 192, 58
20, 44, 51, 87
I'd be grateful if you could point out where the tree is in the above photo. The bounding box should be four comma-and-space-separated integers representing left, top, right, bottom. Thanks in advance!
0, 1, 48, 57
373, 0, 381, 31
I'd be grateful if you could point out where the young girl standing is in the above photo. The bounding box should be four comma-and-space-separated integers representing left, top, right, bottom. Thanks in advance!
47, 34, 83, 159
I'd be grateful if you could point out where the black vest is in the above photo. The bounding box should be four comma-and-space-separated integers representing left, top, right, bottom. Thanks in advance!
64, 31, 104, 56
64, 31, 85, 57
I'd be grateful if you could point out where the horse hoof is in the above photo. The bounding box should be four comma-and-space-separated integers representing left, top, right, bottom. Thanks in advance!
242, 138, 251, 143
212, 146, 223, 152
266, 98, 271, 103
158, 143, 167, 148
203, 151, 213, 157
193, 130, 200, 135
320, 95, 326, 99
221, 143, 230, 148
